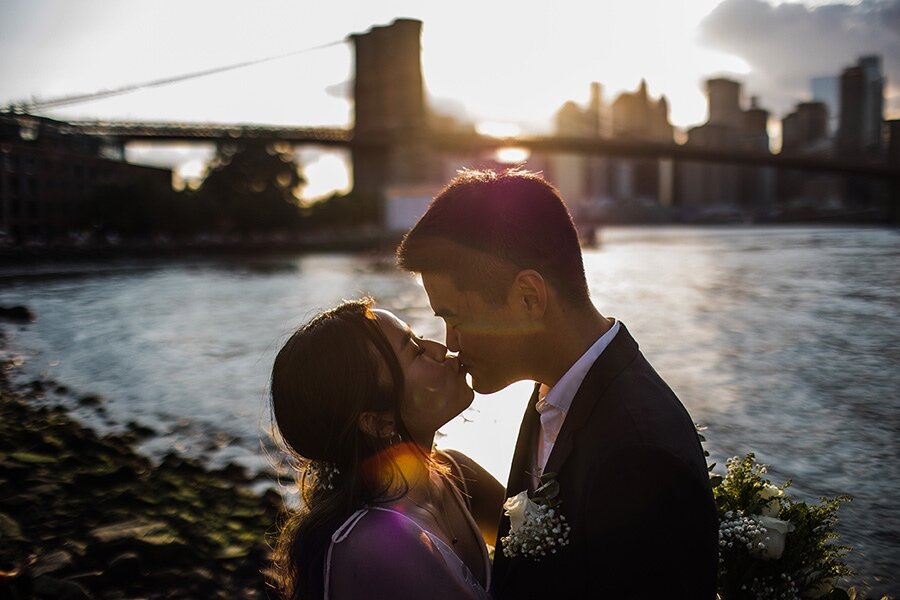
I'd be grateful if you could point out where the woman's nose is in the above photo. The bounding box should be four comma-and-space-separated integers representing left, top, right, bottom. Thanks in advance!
422, 338, 449, 361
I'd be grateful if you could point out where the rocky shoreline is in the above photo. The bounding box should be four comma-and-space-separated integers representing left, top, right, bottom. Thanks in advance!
0, 334, 283, 599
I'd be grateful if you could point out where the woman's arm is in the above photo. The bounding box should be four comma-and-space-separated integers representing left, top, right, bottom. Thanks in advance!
440, 449, 506, 547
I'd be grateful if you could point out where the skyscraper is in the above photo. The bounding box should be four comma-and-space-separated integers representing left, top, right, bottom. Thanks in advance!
677, 78, 773, 213
811, 76, 839, 136
837, 55, 884, 157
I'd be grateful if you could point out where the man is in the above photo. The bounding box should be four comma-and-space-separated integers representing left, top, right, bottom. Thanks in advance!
397, 169, 718, 598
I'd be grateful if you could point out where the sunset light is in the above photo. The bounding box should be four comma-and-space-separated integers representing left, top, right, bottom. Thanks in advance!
1, 2, 897, 597
3, 1, 895, 200
494, 147, 531, 164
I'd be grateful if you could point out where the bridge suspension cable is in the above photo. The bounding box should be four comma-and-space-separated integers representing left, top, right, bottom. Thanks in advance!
9, 38, 349, 112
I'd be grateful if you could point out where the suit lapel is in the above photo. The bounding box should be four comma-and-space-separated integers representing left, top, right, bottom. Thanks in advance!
505, 382, 541, 494
493, 383, 541, 591
543, 322, 640, 477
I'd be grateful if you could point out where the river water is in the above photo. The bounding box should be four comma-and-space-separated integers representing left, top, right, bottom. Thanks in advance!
2, 226, 897, 595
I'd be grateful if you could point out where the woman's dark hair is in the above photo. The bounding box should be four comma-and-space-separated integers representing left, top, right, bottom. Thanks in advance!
270, 298, 416, 599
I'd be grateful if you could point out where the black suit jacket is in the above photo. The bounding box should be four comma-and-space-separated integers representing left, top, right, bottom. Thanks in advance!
491, 323, 718, 599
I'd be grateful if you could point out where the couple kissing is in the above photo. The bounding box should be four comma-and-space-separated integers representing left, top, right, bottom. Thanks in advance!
269, 168, 719, 599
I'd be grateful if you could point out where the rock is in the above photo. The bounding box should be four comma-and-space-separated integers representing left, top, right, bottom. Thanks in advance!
213, 462, 250, 483
148, 567, 216, 595
32, 575, 93, 600
87, 520, 193, 568
77, 394, 103, 407
0, 305, 35, 323
0, 357, 281, 598
105, 552, 142, 584
62, 540, 87, 560
61, 571, 105, 595
32, 549, 75, 577
229, 544, 269, 578
0, 563, 34, 600
262, 489, 283, 512
125, 421, 155, 439
74, 464, 139, 488
160, 453, 204, 477
90, 520, 166, 545
0, 512, 24, 540
9, 451, 56, 465
204, 431, 236, 452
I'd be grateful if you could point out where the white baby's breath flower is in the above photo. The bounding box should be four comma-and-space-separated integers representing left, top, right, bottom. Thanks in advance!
500, 488, 571, 560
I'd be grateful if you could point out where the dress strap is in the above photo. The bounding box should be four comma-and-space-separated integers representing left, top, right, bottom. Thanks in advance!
324, 508, 369, 600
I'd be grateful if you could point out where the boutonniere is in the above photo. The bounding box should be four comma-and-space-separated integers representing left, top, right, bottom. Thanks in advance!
500, 472, 571, 560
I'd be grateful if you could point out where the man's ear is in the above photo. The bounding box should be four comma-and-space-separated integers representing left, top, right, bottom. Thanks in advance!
512, 269, 547, 319
357, 411, 396, 439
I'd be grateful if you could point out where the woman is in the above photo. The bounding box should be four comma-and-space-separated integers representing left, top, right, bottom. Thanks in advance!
270, 298, 504, 600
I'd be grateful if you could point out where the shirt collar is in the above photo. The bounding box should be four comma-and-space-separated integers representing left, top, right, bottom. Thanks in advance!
541, 320, 621, 414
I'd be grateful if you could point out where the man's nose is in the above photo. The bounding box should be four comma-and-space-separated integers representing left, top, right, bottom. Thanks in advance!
445, 327, 461, 353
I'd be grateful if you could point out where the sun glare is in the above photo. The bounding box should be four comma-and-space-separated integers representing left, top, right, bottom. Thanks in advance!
475, 121, 521, 138
299, 151, 352, 202
174, 158, 207, 190
495, 147, 531, 164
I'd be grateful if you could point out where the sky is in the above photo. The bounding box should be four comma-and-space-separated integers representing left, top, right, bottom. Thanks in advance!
1, 0, 897, 197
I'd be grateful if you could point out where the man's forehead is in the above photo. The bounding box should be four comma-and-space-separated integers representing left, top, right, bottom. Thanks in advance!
421, 272, 464, 315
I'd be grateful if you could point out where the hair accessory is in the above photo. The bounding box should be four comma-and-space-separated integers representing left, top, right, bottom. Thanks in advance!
309, 461, 341, 490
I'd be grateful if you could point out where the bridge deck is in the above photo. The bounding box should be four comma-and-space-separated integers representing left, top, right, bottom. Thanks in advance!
61, 120, 899, 179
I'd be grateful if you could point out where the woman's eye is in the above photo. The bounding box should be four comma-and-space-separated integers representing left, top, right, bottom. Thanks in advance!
414, 345, 426, 357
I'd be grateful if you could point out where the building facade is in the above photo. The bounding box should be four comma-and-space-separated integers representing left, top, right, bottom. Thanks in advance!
676, 79, 774, 216
548, 80, 675, 223
0, 113, 171, 243
837, 55, 885, 159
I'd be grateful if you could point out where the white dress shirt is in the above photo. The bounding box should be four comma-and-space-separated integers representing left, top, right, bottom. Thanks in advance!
534, 320, 621, 477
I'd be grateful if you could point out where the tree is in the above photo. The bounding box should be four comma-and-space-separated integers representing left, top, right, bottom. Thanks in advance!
197, 140, 305, 234
303, 191, 382, 230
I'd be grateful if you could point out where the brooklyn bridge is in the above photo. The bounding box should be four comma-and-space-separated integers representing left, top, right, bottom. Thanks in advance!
2, 17, 898, 237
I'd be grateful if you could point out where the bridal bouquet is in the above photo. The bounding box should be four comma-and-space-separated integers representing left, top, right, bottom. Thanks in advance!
710, 450, 853, 600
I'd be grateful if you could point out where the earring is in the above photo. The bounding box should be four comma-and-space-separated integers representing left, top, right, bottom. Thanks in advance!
388, 431, 401, 445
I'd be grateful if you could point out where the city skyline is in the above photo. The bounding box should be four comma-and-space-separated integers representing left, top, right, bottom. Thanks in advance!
1, 0, 897, 197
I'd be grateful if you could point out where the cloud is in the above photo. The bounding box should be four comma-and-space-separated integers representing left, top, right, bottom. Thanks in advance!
698, 0, 900, 118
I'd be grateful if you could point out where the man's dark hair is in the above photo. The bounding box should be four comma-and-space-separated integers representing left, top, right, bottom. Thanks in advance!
396, 168, 590, 306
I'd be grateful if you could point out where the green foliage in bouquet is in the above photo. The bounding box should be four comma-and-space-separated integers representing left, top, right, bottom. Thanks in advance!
712, 452, 853, 600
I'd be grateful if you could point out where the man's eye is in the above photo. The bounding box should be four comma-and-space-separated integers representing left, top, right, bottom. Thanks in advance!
414, 344, 426, 357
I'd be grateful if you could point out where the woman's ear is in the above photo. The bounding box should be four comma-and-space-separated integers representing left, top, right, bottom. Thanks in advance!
357, 411, 396, 438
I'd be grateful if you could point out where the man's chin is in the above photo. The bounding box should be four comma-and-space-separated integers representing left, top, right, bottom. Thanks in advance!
471, 377, 510, 395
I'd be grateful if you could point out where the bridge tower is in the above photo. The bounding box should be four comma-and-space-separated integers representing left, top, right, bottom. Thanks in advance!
350, 19, 439, 198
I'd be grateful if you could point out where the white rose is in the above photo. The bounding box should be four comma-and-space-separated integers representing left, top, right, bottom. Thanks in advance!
758, 484, 784, 517
751, 515, 795, 560
503, 491, 540, 534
